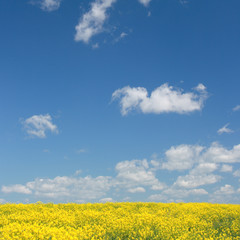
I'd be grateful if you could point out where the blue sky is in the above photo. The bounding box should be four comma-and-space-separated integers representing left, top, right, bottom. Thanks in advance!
0, 0, 240, 204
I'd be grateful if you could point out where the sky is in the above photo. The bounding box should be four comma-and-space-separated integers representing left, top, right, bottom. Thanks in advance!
0, 0, 240, 204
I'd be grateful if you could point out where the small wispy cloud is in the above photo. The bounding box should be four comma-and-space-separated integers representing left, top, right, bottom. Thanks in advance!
233, 105, 240, 112
113, 32, 128, 43
112, 83, 208, 115
22, 114, 58, 138
31, 0, 62, 12
217, 123, 234, 135
92, 43, 99, 49
138, 0, 151, 7
75, 0, 116, 43
76, 149, 87, 154
179, 0, 189, 5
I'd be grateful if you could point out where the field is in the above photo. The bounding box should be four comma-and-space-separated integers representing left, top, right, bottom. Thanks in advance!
0, 202, 240, 239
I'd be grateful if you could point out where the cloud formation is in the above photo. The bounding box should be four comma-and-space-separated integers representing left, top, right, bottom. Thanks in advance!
161, 142, 240, 172
162, 145, 204, 171
217, 123, 233, 135
138, 0, 151, 7
32, 0, 62, 11
2, 184, 32, 194
112, 83, 207, 115
2, 142, 240, 203
149, 188, 208, 202
22, 114, 58, 138
2, 176, 112, 201
220, 164, 233, 172
115, 159, 166, 191
75, 0, 116, 43
233, 105, 240, 112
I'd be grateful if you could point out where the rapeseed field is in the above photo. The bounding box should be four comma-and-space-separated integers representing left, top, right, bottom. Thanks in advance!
0, 202, 239, 239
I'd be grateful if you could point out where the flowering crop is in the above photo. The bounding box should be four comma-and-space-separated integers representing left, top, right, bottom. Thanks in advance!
0, 202, 240, 239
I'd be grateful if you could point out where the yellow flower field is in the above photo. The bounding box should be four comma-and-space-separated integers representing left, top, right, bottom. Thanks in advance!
0, 202, 240, 239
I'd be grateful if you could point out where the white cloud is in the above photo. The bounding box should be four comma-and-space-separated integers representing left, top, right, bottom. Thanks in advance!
32, 0, 62, 11
220, 164, 233, 172
92, 43, 99, 49
164, 188, 208, 198
151, 182, 165, 191
2, 184, 32, 194
162, 145, 204, 171
210, 184, 239, 203
99, 197, 114, 203
114, 32, 128, 43
138, 0, 151, 7
233, 105, 240, 112
128, 187, 146, 193
3, 142, 240, 202
175, 173, 221, 188
173, 161, 220, 188
0, 199, 6, 204
233, 169, 240, 177
22, 114, 58, 138
149, 188, 208, 202
148, 194, 166, 201
194, 83, 206, 92
27, 176, 112, 200
217, 123, 233, 135
201, 142, 240, 163
75, 0, 116, 43
160, 142, 239, 168
214, 184, 235, 195
115, 159, 166, 191
77, 149, 87, 154
112, 83, 207, 115
190, 163, 218, 175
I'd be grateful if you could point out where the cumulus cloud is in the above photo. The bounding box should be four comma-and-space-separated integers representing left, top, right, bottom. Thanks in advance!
2, 142, 240, 203
173, 161, 221, 188
138, 0, 151, 7
99, 197, 114, 203
2, 184, 32, 194
75, 0, 116, 43
112, 83, 207, 115
162, 145, 204, 171
233, 169, 240, 177
217, 123, 233, 135
2, 159, 166, 201
210, 184, 238, 203
162, 142, 240, 168
201, 142, 240, 163
128, 187, 146, 193
25, 176, 112, 200
115, 159, 166, 191
214, 184, 235, 195
220, 164, 233, 172
22, 114, 58, 138
2, 176, 112, 201
175, 173, 221, 188
149, 188, 208, 202
173, 162, 220, 188
233, 105, 240, 112
32, 0, 62, 11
